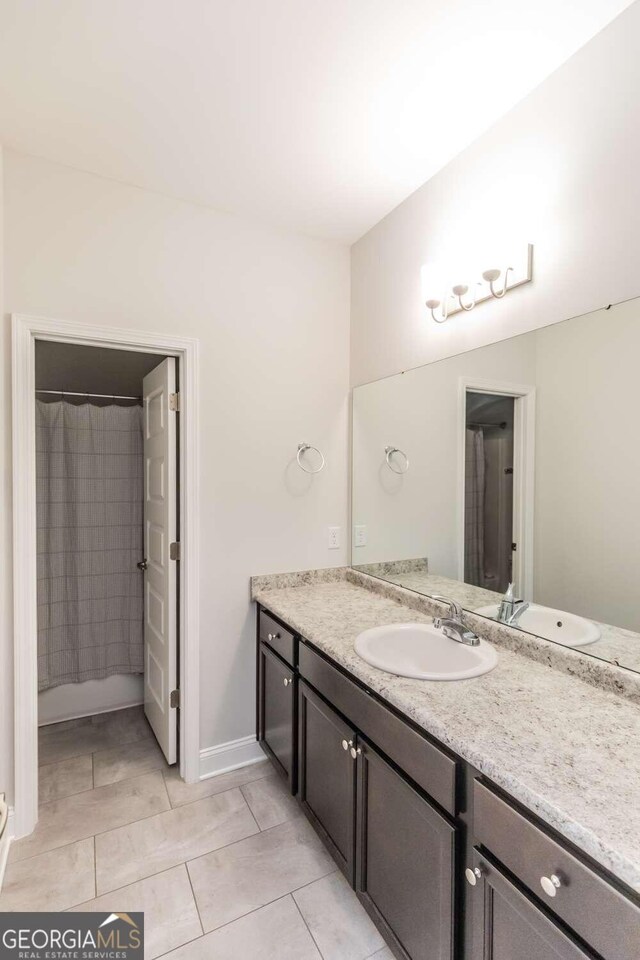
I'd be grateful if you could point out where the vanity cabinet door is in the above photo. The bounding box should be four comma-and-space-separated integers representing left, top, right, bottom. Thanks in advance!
258, 641, 296, 792
356, 738, 455, 960
469, 855, 596, 960
298, 680, 357, 884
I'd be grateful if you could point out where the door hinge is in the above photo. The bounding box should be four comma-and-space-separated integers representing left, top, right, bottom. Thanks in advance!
169, 392, 180, 412
170, 541, 181, 561
170, 689, 180, 709
511, 542, 518, 552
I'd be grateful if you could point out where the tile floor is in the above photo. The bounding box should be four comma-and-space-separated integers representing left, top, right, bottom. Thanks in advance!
0, 706, 390, 959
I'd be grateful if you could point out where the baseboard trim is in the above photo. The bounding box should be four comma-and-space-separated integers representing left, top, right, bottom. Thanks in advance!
38, 700, 144, 728
199, 735, 265, 781
38, 699, 145, 727
0, 809, 15, 892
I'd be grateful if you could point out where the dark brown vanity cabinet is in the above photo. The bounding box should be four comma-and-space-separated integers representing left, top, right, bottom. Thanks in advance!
256, 606, 640, 960
257, 640, 296, 792
471, 780, 640, 960
357, 738, 455, 960
469, 855, 595, 960
298, 680, 357, 882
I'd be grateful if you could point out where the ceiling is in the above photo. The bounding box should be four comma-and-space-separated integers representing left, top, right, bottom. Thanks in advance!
35, 341, 163, 397
0, 1, 632, 242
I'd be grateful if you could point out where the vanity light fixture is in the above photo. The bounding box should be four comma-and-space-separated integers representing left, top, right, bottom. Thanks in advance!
482, 266, 513, 299
452, 283, 480, 312
425, 298, 448, 324
423, 243, 533, 323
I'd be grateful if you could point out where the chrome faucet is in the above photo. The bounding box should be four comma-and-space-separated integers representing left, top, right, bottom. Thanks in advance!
497, 583, 529, 626
432, 595, 480, 647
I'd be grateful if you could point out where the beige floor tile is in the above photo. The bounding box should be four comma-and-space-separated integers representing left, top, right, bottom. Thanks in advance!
294, 871, 385, 960
39, 754, 94, 804
39, 710, 152, 766
39, 716, 94, 737
90, 706, 151, 739
95, 787, 259, 894
240, 773, 299, 830
163, 760, 271, 807
72, 864, 202, 959
161, 895, 321, 960
0, 839, 95, 912
93, 737, 168, 787
10, 771, 170, 863
187, 814, 335, 932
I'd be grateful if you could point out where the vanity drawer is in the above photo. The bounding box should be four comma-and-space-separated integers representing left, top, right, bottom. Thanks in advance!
259, 609, 296, 667
299, 640, 457, 815
473, 779, 640, 960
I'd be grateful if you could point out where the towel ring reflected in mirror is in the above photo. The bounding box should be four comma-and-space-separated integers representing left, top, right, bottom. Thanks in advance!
385, 445, 409, 474
297, 442, 325, 474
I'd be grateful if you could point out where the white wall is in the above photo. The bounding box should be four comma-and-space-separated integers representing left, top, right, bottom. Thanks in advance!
534, 299, 640, 631
0, 145, 13, 810
351, 2, 640, 386
1, 149, 350, 804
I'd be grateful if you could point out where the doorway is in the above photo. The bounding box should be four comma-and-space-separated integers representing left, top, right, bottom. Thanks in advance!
457, 376, 535, 603
12, 314, 200, 839
35, 342, 179, 764
464, 392, 515, 594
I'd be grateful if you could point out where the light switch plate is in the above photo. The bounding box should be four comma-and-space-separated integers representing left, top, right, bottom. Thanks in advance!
353, 525, 367, 547
328, 526, 341, 549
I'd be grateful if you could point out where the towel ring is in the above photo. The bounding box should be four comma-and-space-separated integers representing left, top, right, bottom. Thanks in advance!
385, 445, 409, 475
297, 442, 325, 475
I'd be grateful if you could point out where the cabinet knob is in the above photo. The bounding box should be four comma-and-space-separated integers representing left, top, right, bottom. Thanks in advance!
540, 874, 562, 897
341, 739, 349, 751
350, 745, 362, 759
465, 866, 484, 886
283, 677, 292, 687
268, 632, 281, 642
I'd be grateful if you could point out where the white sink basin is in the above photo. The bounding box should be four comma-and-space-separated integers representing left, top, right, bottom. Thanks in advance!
354, 622, 498, 681
474, 603, 600, 647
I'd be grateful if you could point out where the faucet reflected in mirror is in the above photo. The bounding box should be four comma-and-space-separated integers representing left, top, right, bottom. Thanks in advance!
351, 294, 640, 675
496, 584, 529, 627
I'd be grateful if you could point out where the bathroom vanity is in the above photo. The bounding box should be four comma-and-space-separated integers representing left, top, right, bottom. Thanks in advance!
253, 573, 640, 960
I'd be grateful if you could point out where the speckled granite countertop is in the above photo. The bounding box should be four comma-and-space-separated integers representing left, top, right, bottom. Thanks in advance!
252, 576, 640, 895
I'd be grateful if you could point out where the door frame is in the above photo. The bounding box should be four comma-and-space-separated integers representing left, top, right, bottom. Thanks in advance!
12, 313, 201, 838
457, 376, 536, 600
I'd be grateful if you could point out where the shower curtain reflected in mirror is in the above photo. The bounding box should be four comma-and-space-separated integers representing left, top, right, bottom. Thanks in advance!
36, 400, 144, 690
464, 426, 485, 588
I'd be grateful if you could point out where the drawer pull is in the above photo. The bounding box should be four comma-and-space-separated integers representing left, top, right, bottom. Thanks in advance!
465, 866, 484, 886
283, 677, 292, 687
341, 739, 349, 751
540, 874, 562, 897
268, 632, 281, 642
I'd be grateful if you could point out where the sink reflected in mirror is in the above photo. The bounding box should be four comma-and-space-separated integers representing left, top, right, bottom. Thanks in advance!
474, 603, 600, 648
354, 622, 498, 680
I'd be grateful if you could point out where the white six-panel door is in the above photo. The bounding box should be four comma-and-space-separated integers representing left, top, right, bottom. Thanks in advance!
142, 358, 178, 764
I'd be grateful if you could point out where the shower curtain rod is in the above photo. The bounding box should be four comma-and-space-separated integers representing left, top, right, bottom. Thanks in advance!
467, 420, 508, 430
36, 389, 142, 401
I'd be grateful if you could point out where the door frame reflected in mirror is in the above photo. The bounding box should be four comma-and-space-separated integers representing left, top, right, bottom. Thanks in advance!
456, 376, 536, 601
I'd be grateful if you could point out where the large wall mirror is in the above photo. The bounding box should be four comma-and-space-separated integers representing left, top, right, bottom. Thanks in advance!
351, 295, 640, 674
